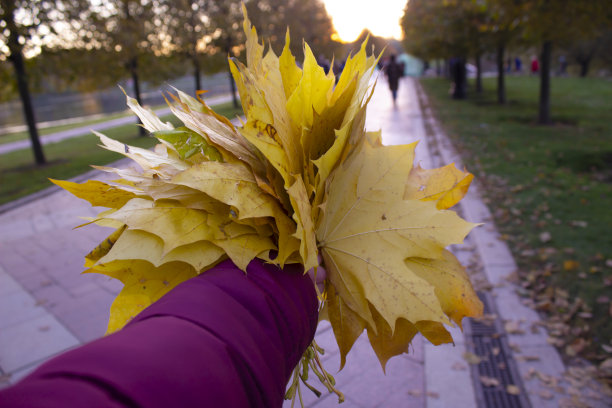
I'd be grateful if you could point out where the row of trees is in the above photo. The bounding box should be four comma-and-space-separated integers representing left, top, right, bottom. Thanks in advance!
0, 0, 338, 165
401, 0, 612, 124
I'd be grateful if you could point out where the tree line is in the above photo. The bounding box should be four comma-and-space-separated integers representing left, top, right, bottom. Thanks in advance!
0, 0, 339, 165
401, 0, 612, 125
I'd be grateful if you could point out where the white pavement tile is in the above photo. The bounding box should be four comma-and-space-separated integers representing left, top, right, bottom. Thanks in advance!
424, 341, 477, 408
0, 290, 48, 329
0, 314, 79, 372
336, 355, 424, 408
0, 218, 36, 242
313, 322, 341, 364
0, 269, 22, 296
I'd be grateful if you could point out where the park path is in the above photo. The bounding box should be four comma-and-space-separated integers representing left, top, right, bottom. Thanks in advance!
0, 94, 232, 155
1, 77, 609, 407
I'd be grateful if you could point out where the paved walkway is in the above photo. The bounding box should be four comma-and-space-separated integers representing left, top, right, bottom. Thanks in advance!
0, 94, 232, 155
1, 78, 609, 407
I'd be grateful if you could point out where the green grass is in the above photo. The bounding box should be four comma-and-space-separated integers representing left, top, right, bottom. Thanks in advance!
0, 102, 243, 205
421, 76, 612, 361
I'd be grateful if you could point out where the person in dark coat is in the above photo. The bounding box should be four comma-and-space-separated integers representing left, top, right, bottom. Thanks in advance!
0, 259, 319, 408
385, 55, 403, 103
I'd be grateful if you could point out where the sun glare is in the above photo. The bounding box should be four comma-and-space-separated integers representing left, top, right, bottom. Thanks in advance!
322, 0, 406, 42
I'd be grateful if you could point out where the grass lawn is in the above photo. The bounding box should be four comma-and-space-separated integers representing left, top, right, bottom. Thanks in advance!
0, 102, 243, 205
421, 76, 612, 364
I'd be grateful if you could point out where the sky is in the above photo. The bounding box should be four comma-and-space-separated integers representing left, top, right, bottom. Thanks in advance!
322, 0, 406, 42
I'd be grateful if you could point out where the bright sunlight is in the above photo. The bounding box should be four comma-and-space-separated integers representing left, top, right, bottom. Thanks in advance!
322, 0, 406, 42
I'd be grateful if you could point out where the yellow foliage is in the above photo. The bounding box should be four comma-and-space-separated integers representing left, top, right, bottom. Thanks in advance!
56, 6, 482, 371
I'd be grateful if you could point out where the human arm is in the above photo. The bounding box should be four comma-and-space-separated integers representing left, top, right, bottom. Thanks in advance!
0, 259, 318, 408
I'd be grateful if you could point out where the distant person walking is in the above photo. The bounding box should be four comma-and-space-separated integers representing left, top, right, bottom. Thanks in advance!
531, 56, 539, 75
558, 55, 567, 76
385, 55, 403, 103
515, 57, 522, 73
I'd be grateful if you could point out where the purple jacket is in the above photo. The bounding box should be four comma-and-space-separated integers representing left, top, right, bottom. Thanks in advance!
0, 259, 318, 407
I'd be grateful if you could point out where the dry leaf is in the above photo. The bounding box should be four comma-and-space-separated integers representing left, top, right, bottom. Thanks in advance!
480, 376, 500, 387
539, 231, 552, 243
451, 361, 468, 371
563, 260, 580, 271
504, 320, 526, 335
539, 390, 554, 400
463, 351, 484, 365
506, 385, 521, 395
600, 358, 612, 371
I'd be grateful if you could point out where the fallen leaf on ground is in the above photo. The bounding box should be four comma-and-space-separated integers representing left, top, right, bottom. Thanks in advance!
506, 385, 521, 395
504, 320, 526, 335
516, 355, 540, 362
463, 351, 484, 365
539, 389, 554, 400
480, 376, 500, 387
509, 343, 522, 353
539, 231, 552, 243
600, 358, 612, 371
451, 361, 467, 371
563, 260, 580, 271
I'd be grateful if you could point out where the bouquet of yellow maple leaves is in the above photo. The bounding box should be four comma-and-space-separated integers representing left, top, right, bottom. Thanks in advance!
53, 7, 482, 405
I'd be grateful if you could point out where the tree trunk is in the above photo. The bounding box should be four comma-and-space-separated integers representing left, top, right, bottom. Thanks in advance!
435, 59, 441, 77
4, 0, 45, 165
228, 69, 239, 108
579, 59, 590, 77
193, 55, 202, 92
496, 44, 506, 104
451, 58, 467, 99
538, 41, 552, 125
129, 57, 146, 136
226, 38, 239, 108
10, 49, 46, 165
475, 53, 483, 93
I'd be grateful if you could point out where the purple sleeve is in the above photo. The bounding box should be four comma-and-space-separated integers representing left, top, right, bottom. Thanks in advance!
0, 259, 319, 408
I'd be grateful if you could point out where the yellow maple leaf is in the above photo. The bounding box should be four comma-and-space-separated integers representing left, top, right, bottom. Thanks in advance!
88, 260, 198, 333
318, 142, 480, 364
50, 179, 138, 209
405, 163, 474, 209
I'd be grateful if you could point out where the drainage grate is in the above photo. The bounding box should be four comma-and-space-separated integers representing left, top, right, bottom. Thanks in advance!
465, 292, 532, 408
